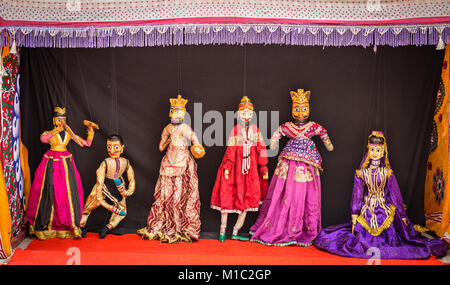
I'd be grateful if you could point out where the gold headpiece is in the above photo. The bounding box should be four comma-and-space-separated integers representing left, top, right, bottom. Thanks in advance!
53, 106, 66, 116
238, 96, 254, 111
170, 95, 188, 109
290, 89, 310, 105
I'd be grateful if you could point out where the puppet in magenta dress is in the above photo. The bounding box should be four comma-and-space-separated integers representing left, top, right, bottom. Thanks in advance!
314, 131, 448, 259
211, 96, 269, 242
250, 89, 334, 246
26, 107, 98, 240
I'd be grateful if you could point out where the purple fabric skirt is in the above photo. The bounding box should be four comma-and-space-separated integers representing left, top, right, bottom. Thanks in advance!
250, 158, 321, 246
314, 215, 448, 259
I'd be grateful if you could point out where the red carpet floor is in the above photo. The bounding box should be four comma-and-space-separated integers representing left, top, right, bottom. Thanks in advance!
7, 233, 443, 265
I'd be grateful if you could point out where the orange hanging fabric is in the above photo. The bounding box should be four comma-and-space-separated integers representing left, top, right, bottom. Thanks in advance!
0, 159, 12, 260
425, 44, 450, 238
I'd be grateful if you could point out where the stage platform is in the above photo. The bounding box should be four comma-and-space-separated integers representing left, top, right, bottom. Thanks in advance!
6, 233, 448, 265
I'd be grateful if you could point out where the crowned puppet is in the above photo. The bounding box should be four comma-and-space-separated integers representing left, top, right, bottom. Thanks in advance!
314, 131, 448, 259
26, 107, 98, 240
249, 89, 334, 246
80, 135, 135, 239
211, 96, 269, 242
138, 95, 205, 243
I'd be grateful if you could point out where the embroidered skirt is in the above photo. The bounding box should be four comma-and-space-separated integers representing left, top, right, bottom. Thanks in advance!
138, 156, 201, 243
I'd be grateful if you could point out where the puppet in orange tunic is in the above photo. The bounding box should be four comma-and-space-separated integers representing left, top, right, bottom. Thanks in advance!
211, 96, 269, 242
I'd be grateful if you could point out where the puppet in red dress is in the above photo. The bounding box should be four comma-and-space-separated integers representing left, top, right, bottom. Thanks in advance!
211, 96, 269, 242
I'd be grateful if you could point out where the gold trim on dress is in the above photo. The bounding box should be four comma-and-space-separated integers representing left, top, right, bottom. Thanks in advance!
137, 228, 194, 244
356, 204, 396, 236
294, 165, 314, 182
49, 145, 68, 152
62, 157, 80, 236
29, 225, 82, 240
274, 159, 289, 179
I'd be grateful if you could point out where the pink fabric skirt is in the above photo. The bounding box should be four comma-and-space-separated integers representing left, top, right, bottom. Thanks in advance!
26, 150, 84, 240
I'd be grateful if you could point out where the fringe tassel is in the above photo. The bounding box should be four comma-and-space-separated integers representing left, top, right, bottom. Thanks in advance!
3, 25, 449, 49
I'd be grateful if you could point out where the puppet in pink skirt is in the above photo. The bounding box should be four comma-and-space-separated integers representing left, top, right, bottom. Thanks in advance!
26, 107, 98, 240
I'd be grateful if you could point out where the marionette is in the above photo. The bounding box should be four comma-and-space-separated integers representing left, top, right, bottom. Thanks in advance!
138, 95, 205, 243
211, 96, 269, 242
79, 134, 135, 238
26, 107, 98, 240
249, 89, 334, 246
314, 131, 448, 259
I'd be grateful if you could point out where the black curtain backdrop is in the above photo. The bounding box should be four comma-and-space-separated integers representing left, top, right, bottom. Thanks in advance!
19, 45, 443, 237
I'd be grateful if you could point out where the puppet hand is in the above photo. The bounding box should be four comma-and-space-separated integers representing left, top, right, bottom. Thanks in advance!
112, 206, 126, 216
351, 214, 358, 224
51, 125, 64, 135
224, 169, 229, 180
351, 214, 358, 236
263, 172, 269, 180
191, 144, 205, 159
324, 139, 334, 151
402, 217, 408, 225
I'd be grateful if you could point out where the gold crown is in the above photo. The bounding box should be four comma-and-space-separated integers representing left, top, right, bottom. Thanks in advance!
53, 106, 66, 116
170, 95, 188, 109
238, 96, 254, 111
290, 89, 310, 105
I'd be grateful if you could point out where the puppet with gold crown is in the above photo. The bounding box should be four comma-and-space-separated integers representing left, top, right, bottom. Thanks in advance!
211, 96, 269, 242
249, 89, 334, 246
138, 95, 205, 243
26, 107, 98, 240
314, 131, 448, 259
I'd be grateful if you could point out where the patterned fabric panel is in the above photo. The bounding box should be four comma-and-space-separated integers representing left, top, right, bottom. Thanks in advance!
0, 0, 449, 23
1, 46, 24, 238
425, 44, 450, 238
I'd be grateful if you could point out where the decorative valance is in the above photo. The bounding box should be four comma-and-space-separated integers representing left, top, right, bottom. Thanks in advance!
1, 1, 450, 47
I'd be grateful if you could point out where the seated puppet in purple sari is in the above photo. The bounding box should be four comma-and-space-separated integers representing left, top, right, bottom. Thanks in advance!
250, 89, 334, 246
314, 131, 448, 259
26, 107, 98, 240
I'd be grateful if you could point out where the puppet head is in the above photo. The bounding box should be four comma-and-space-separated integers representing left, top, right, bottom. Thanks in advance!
290, 89, 310, 121
238, 96, 254, 123
169, 94, 188, 124
368, 133, 385, 161
359, 131, 391, 170
107, 134, 124, 159
52, 106, 67, 127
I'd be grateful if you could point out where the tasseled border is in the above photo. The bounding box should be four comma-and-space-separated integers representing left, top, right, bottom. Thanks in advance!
1, 24, 448, 49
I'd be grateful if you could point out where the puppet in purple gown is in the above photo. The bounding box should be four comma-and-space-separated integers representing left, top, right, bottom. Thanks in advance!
249, 89, 334, 246
314, 131, 448, 259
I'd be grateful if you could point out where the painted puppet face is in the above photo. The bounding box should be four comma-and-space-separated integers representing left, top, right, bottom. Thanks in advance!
292, 102, 309, 121
107, 140, 124, 158
169, 107, 186, 123
368, 144, 384, 161
53, 116, 66, 127
238, 108, 253, 123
